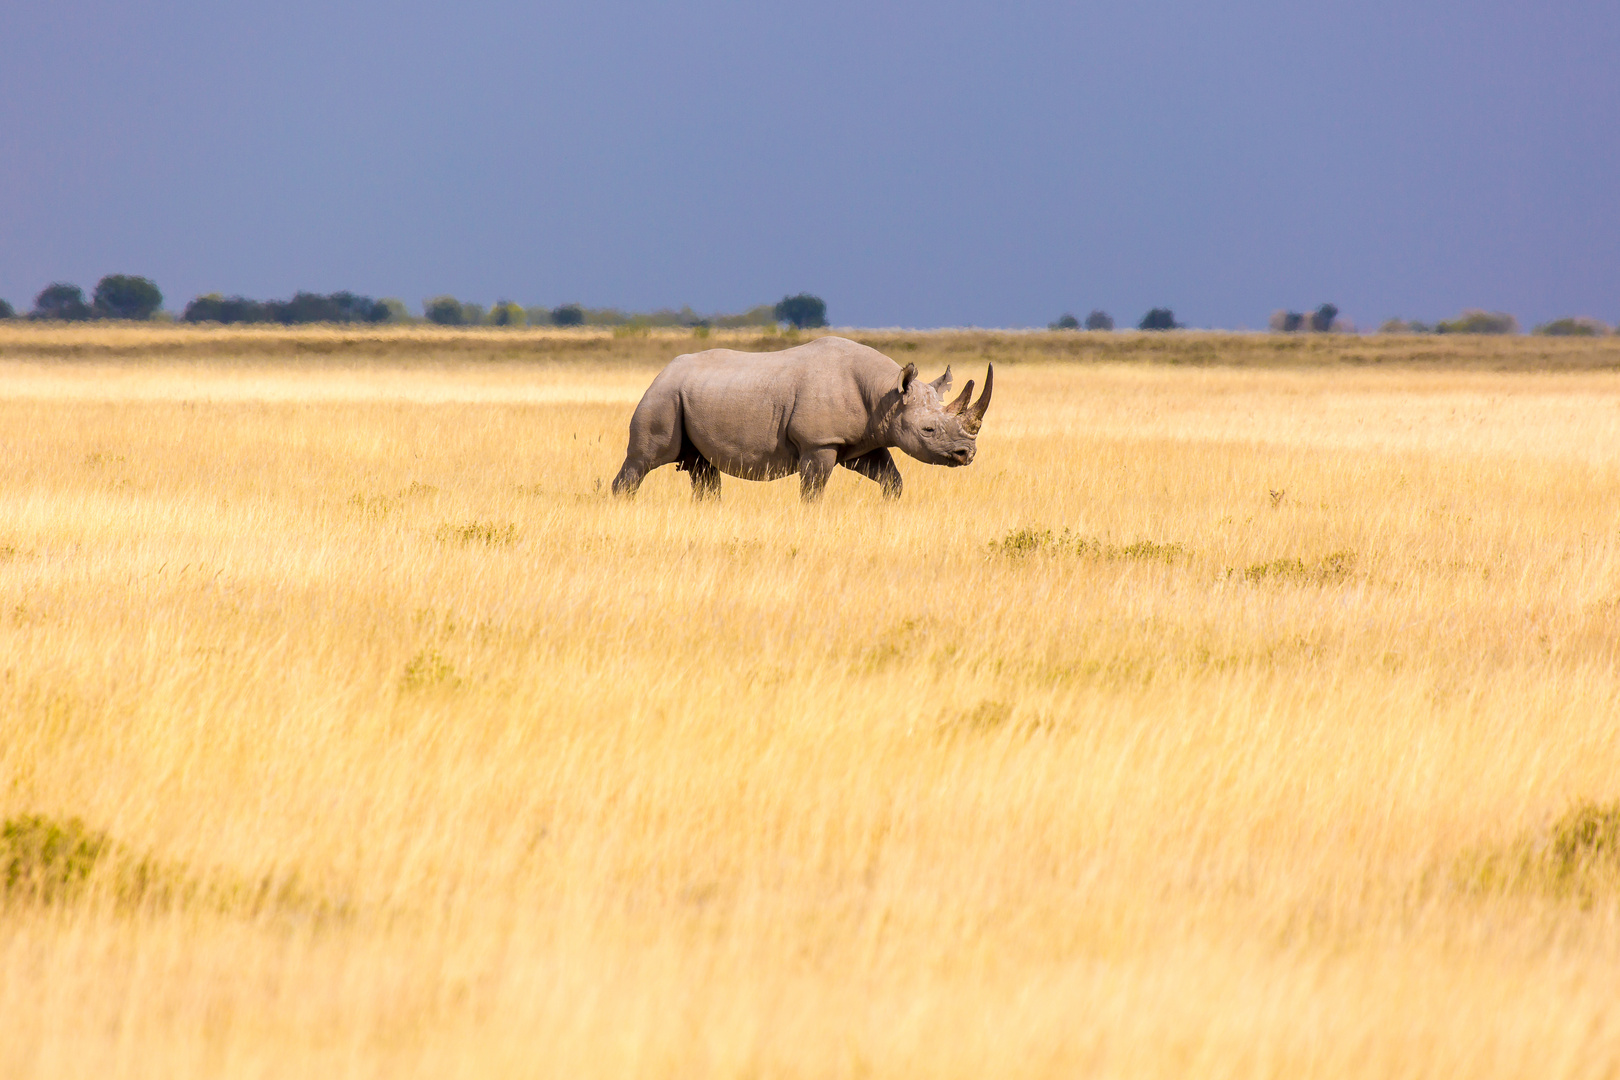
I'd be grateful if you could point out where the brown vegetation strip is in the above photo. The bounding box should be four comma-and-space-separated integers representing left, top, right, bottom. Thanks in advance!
2, 323, 1620, 369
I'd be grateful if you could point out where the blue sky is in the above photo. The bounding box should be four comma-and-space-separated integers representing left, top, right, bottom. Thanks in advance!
2, 0, 1615, 328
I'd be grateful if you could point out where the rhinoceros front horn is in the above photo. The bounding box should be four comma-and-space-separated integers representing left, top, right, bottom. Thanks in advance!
962, 363, 993, 434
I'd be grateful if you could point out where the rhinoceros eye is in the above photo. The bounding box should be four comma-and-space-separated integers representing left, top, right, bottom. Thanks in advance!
922, 426, 937, 434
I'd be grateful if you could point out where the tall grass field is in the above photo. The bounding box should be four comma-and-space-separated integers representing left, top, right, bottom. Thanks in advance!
4, 324, 1620, 1077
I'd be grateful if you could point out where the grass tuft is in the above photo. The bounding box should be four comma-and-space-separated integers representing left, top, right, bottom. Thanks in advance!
1238, 550, 1357, 584
990, 527, 1186, 563
1458, 800, 1620, 902
2, 814, 110, 904
434, 521, 517, 546
401, 649, 460, 690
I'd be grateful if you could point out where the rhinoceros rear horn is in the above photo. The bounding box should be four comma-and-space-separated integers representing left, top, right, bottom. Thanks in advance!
943, 380, 974, 416
962, 363, 993, 434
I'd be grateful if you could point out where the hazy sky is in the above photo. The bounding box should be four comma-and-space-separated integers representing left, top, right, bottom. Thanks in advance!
3, 0, 1616, 328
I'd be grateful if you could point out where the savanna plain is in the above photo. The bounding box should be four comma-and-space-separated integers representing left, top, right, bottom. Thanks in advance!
5, 324, 1620, 1078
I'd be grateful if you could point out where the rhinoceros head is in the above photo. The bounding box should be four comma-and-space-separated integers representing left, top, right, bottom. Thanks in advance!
891, 362, 993, 467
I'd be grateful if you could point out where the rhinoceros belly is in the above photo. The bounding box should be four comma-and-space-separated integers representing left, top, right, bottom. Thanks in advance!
679, 378, 800, 481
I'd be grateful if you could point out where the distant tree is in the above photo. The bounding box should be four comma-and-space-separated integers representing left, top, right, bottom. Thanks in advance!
92, 274, 163, 320
378, 298, 412, 323
218, 296, 272, 323
1436, 310, 1517, 334
1270, 311, 1305, 332
551, 303, 585, 326
774, 293, 827, 329
459, 302, 486, 326
332, 291, 390, 323
1139, 307, 1178, 331
1534, 317, 1609, 337
183, 294, 226, 322
425, 296, 465, 325
0, 299, 14, 319
1311, 303, 1339, 332
264, 291, 384, 324
31, 283, 93, 321
489, 300, 525, 327
524, 306, 553, 326
1050, 313, 1080, 330
1085, 310, 1114, 331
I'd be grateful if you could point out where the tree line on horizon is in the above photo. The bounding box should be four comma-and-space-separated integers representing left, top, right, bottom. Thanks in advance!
1, 278, 1610, 335
0, 278, 833, 332
1049, 302, 1615, 336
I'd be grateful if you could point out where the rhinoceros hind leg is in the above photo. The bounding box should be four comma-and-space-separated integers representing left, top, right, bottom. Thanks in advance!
840, 448, 903, 500
613, 391, 687, 498
676, 434, 721, 501
611, 460, 646, 497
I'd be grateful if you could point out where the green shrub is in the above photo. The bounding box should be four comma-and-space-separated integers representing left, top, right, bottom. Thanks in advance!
551, 303, 585, 326
0, 298, 14, 319
1084, 310, 1114, 331
1049, 313, 1080, 330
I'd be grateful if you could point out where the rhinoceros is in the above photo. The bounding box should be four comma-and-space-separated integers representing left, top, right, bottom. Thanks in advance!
611, 335, 992, 502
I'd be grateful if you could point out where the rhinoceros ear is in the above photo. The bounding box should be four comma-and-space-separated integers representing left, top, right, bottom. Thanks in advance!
929, 366, 952, 394
898, 363, 919, 395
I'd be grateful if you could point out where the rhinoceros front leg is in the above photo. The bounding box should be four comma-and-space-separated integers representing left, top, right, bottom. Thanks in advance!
840, 448, 903, 500
798, 447, 839, 502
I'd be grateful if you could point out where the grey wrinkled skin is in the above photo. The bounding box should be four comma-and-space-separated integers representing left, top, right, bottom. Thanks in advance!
612, 336, 992, 502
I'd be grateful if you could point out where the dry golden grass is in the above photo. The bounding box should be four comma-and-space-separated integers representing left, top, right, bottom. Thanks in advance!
4, 325, 1620, 1077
